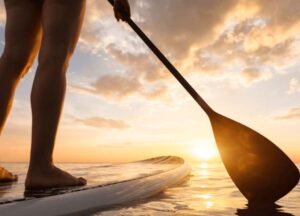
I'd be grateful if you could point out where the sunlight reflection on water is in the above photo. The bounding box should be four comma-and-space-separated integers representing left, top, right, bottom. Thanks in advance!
97, 162, 300, 216
0, 161, 299, 215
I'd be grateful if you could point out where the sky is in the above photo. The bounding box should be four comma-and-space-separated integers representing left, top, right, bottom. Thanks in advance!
0, 0, 299, 163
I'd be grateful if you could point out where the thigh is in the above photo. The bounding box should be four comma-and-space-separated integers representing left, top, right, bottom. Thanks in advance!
38, 0, 86, 64
3, 0, 42, 63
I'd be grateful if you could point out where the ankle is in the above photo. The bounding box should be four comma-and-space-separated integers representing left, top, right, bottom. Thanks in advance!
28, 161, 54, 174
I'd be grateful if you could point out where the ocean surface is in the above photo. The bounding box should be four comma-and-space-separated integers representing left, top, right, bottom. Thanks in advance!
0, 160, 299, 216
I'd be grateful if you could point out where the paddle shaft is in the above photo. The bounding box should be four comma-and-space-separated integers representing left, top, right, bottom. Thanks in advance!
107, 0, 213, 115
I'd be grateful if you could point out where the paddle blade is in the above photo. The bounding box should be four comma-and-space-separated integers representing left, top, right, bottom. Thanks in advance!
209, 112, 299, 204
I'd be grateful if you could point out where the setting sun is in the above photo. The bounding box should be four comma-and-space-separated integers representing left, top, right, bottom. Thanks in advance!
190, 140, 219, 161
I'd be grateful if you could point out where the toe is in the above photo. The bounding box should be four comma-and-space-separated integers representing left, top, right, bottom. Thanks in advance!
78, 177, 87, 186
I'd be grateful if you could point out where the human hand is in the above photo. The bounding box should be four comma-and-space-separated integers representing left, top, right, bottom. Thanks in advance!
114, 0, 131, 22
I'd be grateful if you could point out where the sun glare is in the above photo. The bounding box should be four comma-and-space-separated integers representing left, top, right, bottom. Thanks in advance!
190, 139, 218, 161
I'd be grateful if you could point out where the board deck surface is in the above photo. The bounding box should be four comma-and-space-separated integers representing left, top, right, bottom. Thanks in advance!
0, 156, 191, 216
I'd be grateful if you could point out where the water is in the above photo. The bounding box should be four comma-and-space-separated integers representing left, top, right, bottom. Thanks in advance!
0, 161, 299, 215
96, 162, 300, 216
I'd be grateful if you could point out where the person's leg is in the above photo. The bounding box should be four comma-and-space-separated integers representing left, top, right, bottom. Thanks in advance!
0, 0, 43, 182
25, 0, 86, 189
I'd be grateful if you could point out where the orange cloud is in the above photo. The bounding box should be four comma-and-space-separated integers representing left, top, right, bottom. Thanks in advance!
69, 73, 168, 101
106, 44, 169, 82
274, 107, 300, 120
287, 78, 300, 95
76, 0, 300, 94
92, 74, 141, 99
241, 67, 272, 83
76, 117, 130, 129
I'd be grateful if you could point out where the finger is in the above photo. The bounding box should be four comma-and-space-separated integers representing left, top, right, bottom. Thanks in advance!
121, 0, 131, 19
117, 12, 126, 22
114, 12, 120, 21
117, 11, 123, 21
114, 1, 130, 21
114, 5, 120, 21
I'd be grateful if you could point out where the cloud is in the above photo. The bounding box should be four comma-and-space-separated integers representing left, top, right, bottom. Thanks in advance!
128, 0, 299, 91
97, 142, 134, 149
287, 78, 300, 94
70, 73, 169, 102
106, 44, 169, 82
274, 107, 300, 120
193, 19, 298, 80
154, 1, 299, 73
254, 0, 300, 42
76, 117, 130, 129
0, 0, 299, 104
91, 74, 141, 99
142, 85, 168, 100
78, 0, 113, 54
241, 68, 262, 82
2, 0, 300, 97
134, 0, 239, 58
240, 67, 272, 84
78, 0, 244, 89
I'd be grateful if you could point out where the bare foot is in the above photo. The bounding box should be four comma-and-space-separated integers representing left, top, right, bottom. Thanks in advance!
0, 167, 18, 183
25, 165, 86, 190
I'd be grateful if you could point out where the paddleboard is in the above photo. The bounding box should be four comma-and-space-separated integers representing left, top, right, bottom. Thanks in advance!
0, 156, 191, 216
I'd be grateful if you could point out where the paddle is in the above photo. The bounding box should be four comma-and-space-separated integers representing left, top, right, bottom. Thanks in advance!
107, 0, 300, 204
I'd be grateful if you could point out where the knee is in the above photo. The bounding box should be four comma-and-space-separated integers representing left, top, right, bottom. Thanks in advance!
1, 50, 34, 78
37, 48, 73, 75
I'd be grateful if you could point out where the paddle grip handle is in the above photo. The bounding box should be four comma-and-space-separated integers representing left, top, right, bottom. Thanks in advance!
107, 0, 213, 114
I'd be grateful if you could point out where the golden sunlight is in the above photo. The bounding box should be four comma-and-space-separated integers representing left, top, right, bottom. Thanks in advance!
190, 139, 218, 161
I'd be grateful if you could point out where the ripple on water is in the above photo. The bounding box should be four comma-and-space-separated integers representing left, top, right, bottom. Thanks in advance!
96, 163, 300, 216
1, 162, 299, 215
